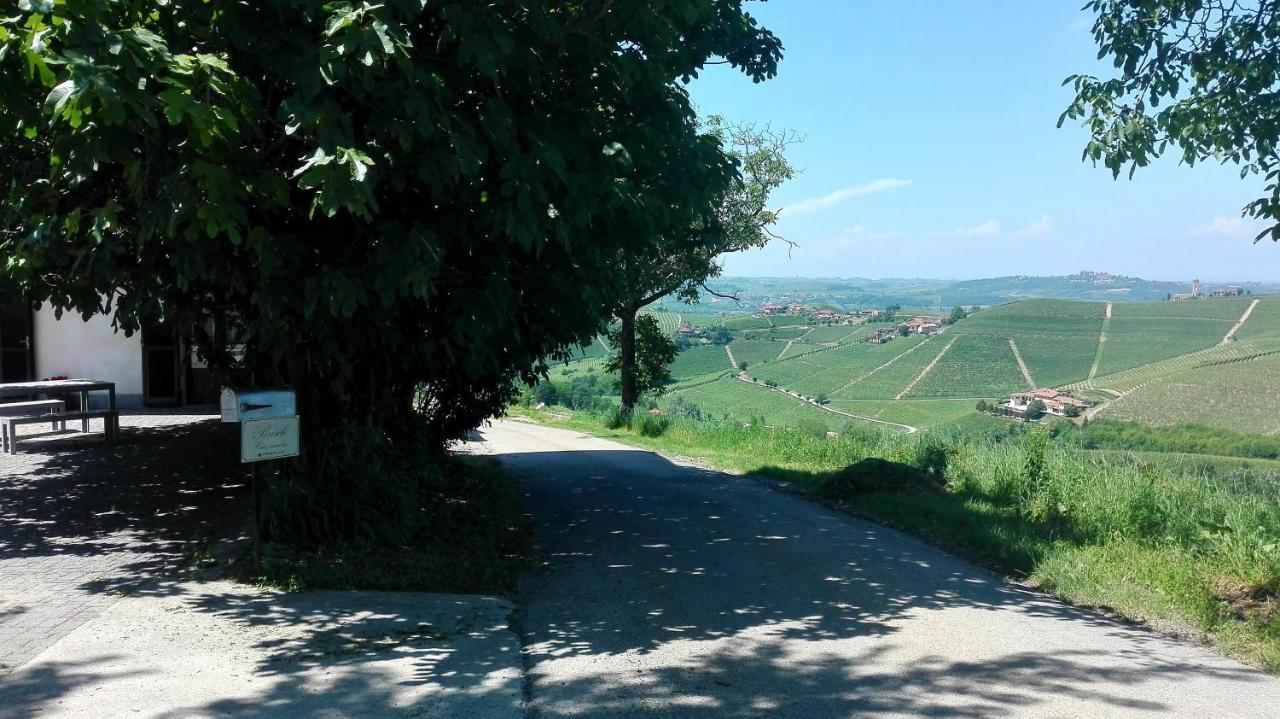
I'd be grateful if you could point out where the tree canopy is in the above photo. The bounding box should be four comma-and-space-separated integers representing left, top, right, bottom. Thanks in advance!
1063, 0, 1280, 241
604, 314, 677, 403
1, 1, 782, 542
611, 119, 796, 411
1, 1, 780, 435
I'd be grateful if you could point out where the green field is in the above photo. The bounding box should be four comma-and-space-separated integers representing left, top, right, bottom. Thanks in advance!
669, 344, 732, 381
729, 338, 791, 367
832, 336, 940, 400
568, 336, 610, 360
826, 398, 987, 427
751, 336, 929, 399
547, 356, 607, 382
1092, 298, 1251, 375
1236, 296, 1280, 341
552, 295, 1280, 435
752, 325, 813, 340
721, 315, 774, 331
669, 376, 845, 431
905, 334, 1029, 398
950, 299, 1105, 388
644, 310, 684, 337
800, 324, 869, 344
680, 312, 729, 328
1098, 352, 1280, 435
1070, 336, 1280, 394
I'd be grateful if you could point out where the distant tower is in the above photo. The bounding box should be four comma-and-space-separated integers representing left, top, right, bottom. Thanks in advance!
1191, 279, 1201, 296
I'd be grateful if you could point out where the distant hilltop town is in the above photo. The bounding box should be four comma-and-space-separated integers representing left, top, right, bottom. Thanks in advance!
1168, 279, 1247, 301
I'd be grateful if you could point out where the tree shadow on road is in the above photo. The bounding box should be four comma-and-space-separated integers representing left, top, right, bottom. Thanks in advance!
491, 439, 1275, 718
0, 412, 247, 589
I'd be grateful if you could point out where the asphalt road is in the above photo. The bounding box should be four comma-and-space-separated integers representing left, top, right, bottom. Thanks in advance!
470, 419, 1280, 718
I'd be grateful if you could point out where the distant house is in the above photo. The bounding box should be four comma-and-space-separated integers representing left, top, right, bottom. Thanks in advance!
788, 303, 807, 315
1212, 287, 1243, 297
901, 316, 943, 336
761, 303, 786, 316
677, 322, 695, 337
1005, 389, 1088, 417
870, 328, 896, 344
813, 309, 835, 321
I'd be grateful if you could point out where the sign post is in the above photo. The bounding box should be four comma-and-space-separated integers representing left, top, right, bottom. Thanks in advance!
221, 388, 300, 570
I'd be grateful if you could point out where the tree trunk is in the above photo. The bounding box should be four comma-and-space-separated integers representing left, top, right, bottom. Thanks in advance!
619, 303, 639, 415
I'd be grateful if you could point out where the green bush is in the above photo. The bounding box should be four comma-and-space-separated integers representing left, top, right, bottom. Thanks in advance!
604, 407, 631, 429
635, 414, 672, 437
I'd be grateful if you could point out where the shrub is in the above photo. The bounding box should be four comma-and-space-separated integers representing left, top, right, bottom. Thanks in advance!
665, 395, 706, 421
915, 438, 957, 479
635, 414, 672, 437
794, 418, 829, 438
603, 407, 631, 429
532, 381, 559, 407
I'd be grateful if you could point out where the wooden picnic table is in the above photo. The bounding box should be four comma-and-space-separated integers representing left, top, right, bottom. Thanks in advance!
0, 379, 117, 434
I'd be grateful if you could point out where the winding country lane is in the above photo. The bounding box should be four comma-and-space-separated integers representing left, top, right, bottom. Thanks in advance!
468, 419, 1280, 718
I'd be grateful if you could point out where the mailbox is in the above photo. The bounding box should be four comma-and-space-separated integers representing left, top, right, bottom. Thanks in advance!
220, 388, 297, 423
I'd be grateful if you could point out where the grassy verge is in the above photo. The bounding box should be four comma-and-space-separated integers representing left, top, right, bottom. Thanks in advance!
249, 455, 534, 594
507, 404, 1280, 671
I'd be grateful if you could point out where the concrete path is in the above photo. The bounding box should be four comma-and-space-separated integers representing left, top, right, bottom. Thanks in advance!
0, 413, 244, 674
1, 411, 524, 718
0, 582, 523, 718
474, 419, 1280, 718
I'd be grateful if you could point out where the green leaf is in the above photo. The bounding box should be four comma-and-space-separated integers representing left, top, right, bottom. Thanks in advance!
43, 79, 73, 114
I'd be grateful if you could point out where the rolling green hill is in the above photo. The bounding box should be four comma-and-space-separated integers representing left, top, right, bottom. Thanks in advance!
546, 294, 1277, 436
657, 294, 1277, 434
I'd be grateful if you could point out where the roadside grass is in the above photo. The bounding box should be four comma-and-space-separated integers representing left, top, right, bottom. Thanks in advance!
251, 455, 534, 595
508, 403, 1280, 671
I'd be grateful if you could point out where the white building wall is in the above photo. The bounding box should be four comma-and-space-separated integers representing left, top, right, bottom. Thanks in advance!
33, 307, 144, 408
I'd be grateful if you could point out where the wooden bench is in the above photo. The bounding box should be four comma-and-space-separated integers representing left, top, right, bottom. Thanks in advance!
1, 409, 118, 455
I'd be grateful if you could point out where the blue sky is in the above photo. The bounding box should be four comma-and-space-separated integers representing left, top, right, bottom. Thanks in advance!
689, 1, 1280, 282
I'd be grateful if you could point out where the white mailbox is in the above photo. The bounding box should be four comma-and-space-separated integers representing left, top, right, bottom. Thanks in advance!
220, 388, 297, 423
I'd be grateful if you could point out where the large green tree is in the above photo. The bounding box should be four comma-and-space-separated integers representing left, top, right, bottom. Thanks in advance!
1, 1, 780, 541
1063, 0, 1280, 241
604, 313, 677, 406
613, 119, 796, 413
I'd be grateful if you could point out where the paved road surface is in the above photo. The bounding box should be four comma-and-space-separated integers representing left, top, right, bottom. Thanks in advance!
471, 419, 1280, 718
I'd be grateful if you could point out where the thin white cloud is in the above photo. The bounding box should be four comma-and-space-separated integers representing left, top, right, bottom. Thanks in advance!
1010, 214, 1053, 237
1192, 216, 1247, 237
783, 179, 912, 216
1070, 17, 1092, 32
930, 219, 1001, 237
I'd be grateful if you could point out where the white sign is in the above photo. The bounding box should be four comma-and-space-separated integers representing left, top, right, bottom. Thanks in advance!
241, 416, 300, 463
